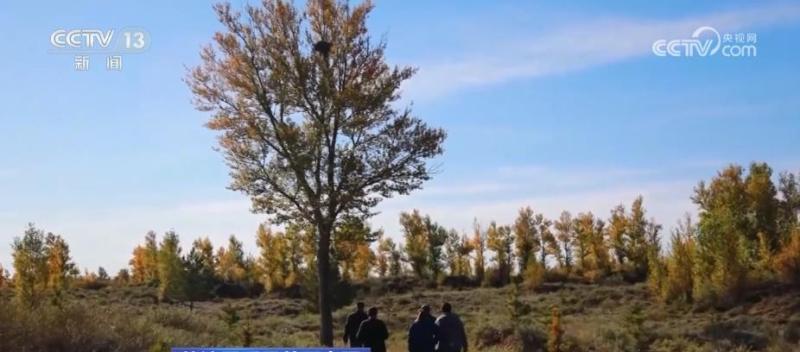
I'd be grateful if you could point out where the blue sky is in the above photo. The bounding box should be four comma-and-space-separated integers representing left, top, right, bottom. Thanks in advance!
1, 1, 799, 273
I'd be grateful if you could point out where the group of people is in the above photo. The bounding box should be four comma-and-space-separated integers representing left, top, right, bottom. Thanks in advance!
343, 302, 468, 352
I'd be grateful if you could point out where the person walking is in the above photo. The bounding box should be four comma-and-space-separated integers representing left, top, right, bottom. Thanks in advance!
343, 302, 369, 347
435, 303, 468, 352
408, 305, 439, 352
357, 307, 390, 352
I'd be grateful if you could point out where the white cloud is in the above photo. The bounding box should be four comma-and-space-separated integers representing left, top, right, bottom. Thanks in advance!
404, 3, 800, 99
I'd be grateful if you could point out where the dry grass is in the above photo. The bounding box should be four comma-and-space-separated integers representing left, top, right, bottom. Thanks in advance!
1, 278, 799, 351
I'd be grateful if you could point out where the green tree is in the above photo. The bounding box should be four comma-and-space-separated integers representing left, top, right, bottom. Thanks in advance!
401, 210, 429, 278
745, 162, 779, 265
778, 171, 800, 240
12, 224, 49, 307
184, 237, 218, 304
186, 0, 445, 344
692, 165, 750, 303
157, 231, 187, 302
626, 197, 650, 277
424, 216, 447, 279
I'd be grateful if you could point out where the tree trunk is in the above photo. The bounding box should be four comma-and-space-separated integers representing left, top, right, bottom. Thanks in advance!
316, 223, 334, 346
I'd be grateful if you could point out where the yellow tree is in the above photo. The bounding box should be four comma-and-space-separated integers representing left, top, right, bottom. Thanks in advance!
401, 210, 429, 278
352, 243, 375, 280
45, 233, 76, 300
217, 235, 248, 284
334, 217, 379, 281
130, 245, 148, 284
553, 211, 574, 270
607, 204, 628, 267
573, 213, 595, 273
256, 224, 290, 291
445, 229, 474, 276
487, 222, 514, 285
12, 224, 49, 307
661, 215, 696, 302
472, 220, 487, 283
514, 207, 537, 273
144, 231, 160, 283
375, 235, 390, 277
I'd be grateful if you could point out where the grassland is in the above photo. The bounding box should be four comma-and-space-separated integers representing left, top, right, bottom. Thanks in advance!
2, 278, 800, 351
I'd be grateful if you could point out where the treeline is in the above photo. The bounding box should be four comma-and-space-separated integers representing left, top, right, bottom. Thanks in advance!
649, 163, 800, 306
3, 162, 799, 309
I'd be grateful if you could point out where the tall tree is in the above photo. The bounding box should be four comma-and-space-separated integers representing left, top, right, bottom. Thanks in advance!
144, 231, 160, 284
375, 234, 391, 277
186, 0, 445, 344
12, 224, 49, 307
472, 219, 487, 282
607, 204, 628, 267
535, 213, 555, 266
514, 207, 537, 273
745, 162, 779, 262
487, 222, 514, 285
256, 224, 288, 291
424, 216, 447, 279
45, 233, 77, 300
573, 213, 595, 273
692, 165, 750, 302
217, 235, 247, 283
661, 214, 696, 303
554, 211, 574, 270
157, 231, 187, 302
401, 210, 429, 278
778, 171, 800, 240
627, 197, 651, 276
333, 217, 378, 281
444, 229, 473, 276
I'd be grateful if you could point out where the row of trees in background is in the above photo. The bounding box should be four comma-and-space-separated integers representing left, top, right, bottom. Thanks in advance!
649, 163, 800, 306
3, 162, 800, 309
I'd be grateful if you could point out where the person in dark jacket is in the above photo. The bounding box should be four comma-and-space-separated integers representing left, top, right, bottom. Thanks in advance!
408, 305, 439, 352
356, 307, 390, 352
343, 302, 369, 347
435, 302, 468, 352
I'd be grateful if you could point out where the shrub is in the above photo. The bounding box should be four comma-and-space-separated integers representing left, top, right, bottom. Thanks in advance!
523, 262, 545, 290
773, 229, 800, 285
548, 306, 563, 352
